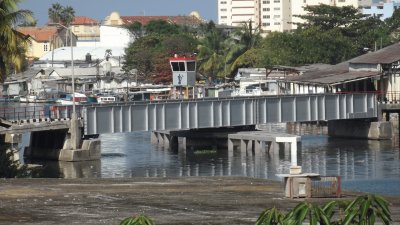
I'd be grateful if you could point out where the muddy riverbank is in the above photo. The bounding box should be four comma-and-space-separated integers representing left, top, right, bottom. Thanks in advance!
0, 177, 399, 225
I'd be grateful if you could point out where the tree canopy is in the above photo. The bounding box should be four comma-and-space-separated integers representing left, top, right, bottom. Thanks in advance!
48, 3, 75, 25
121, 5, 400, 85
0, 0, 33, 82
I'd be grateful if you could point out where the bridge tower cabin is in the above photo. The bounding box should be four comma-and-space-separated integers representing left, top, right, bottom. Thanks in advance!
169, 55, 196, 99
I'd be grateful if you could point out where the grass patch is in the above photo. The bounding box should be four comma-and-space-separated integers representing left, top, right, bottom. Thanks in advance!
193, 149, 217, 155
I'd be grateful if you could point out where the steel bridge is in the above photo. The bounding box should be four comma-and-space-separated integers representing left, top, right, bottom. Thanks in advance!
83, 93, 377, 135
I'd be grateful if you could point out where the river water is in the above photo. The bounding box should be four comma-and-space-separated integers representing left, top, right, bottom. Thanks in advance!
23, 123, 400, 196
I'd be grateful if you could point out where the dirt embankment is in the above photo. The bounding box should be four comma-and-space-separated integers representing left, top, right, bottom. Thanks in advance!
0, 177, 399, 225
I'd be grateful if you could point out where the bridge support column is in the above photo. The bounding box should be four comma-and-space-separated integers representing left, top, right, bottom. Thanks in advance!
59, 116, 101, 162
1, 133, 23, 163
328, 119, 392, 140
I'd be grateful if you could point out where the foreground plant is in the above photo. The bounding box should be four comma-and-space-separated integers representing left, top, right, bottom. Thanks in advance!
256, 207, 286, 225
343, 194, 392, 225
120, 214, 154, 225
255, 194, 391, 225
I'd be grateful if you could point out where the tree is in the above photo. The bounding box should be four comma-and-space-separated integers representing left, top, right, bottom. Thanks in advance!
0, 0, 33, 82
294, 4, 364, 32
125, 21, 144, 39
197, 26, 227, 82
123, 35, 162, 82
48, 3, 63, 24
225, 20, 262, 77
48, 3, 75, 25
144, 20, 180, 36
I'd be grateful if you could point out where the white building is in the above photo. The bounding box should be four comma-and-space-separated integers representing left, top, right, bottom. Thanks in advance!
218, 0, 359, 33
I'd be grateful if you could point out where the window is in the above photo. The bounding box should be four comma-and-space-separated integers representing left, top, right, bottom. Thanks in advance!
303, 0, 306, 3
274, 22, 280, 25
187, 62, 196, 71
220, 1, 227, 3
171, 62, 186, 71
338, 0, 345, 2
221, 16, 227, 19
274, 15, 280, 18
44, 43, 48, 51
263, 8, 270, 11
263, 0, 270, 3
220, 8, 227, 11
274, 7, 280, 10
263, 15, 270, 19
377, 6, 383, 9
274, 0, 280, 2
262, 22, 270, 26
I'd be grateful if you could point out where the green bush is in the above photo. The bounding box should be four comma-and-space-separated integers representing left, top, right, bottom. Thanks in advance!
256, 194, 392, 225
120, 214, 154, 225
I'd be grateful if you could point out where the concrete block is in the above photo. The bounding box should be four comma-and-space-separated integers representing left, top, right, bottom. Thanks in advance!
150, 132, 158, 144
289, 166, 302, 175
88, 140, 101, 159
81, 140, 90, 150
4, 133, 22, 144
59, 149, 90, 162
63, 138, 71, 150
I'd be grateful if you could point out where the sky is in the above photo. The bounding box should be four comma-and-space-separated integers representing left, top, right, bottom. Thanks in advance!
19, 0, 217, 26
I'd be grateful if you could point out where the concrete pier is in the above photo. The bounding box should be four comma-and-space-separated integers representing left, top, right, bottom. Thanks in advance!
328, 119, 392, 140
151, 126, 256, 152
1, 117, 101, 162
228, 131, 302, 174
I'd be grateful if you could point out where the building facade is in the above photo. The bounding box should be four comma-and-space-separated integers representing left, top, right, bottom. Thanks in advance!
361, 1, 400, 21
218, 0, 358, 33
17, 26, 77, 60
70, 16, 100, 47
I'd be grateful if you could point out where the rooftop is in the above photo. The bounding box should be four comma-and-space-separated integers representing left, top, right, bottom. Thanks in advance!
350, 42, 400, 64
17, 26, 58, 42
71, 16, 99, 25
120, 15, 203, 26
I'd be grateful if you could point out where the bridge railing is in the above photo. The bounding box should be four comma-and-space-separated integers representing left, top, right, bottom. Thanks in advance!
0, 105, 83, 121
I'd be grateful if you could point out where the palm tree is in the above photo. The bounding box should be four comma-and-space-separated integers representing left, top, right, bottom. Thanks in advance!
0, 0, 33, 82
197, 27, 227, 83
61, 6, 75, 25
225, 20, 262, 77
48, 3, 63, 24
48, 3, 75, 25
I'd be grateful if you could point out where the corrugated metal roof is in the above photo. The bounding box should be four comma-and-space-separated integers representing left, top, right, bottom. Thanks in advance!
350, 42, 400, 64
286, 61, 381, 85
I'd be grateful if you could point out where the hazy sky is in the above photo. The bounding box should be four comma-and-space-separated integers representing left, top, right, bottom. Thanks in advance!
19, 0, 217, 25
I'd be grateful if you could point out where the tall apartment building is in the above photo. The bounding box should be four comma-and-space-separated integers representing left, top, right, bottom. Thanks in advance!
361, 0, 400, 21
218, 0, 358, 33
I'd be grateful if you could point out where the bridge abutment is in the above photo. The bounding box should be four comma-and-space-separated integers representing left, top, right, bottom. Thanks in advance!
328, 119, 392, 140
24, 117, 101, 161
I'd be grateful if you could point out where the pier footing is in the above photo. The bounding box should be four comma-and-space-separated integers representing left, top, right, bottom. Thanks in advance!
328, 119, 392, 140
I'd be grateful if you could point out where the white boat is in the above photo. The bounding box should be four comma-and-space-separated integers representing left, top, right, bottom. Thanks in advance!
97, 96, 116, 104
56, 93, 87, 105
19, 95, 56, 103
